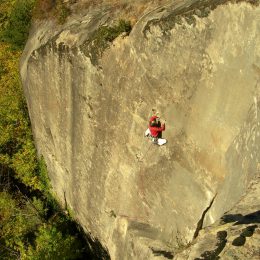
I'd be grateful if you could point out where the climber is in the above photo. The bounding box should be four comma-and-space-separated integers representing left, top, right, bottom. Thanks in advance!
149, 116, 165, 138
144, 108, 160, 137
145, 114, 167, 146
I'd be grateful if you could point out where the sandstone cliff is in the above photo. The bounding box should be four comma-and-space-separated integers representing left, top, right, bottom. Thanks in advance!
20, 0, 259, 259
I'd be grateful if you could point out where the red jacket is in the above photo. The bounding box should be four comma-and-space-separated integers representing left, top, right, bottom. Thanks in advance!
149, 116, 165, 137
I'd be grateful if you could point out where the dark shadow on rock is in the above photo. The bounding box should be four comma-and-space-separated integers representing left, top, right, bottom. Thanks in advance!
220, 214, 244, 223
232, 224, 258, 247
128, 221, 160, 240
82, 234, 110, 260
241, 225, 258, 237
221, 211, 260, 225
151, 248, 174, 259
232, 235, 246, 247
194, 231, 227, 260
234, 211, 260, 225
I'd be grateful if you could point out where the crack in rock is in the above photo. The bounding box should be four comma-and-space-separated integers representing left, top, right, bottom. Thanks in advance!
193, 194, 217, 239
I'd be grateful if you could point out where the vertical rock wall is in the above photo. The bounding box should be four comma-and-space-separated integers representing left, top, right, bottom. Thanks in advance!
20, 1, 259, 259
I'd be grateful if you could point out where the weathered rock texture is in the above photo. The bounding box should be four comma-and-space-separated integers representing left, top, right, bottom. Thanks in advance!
20, 0, 260, 259
174, 176, 260, 259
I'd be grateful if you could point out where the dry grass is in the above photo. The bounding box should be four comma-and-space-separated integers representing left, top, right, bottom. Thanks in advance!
33, 0, 56, 19
33, 0, 259, 24
33, 0, 71, 23
66, 0, 169, 25
33, 0, 170, 25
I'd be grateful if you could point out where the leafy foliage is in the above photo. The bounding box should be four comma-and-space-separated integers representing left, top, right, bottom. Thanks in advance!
33, 0, 55, 18
0, 191, 43, 258
33, 0, 70, 24
0, 43, 42, 190
56, 0, 71, 24
96, 19, 132, 43
0, 190, 87, 259
24, 224, 83, 260
0, 0, 16, 28
83, 19, 132, 65
0, 0, 36, 50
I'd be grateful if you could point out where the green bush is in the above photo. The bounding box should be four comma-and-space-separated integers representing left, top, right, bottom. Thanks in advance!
0, 191, 43, 257
57, 0, 70, 24
84, 19, 132, 64
10, 139, 39, 189
0, 0, 36, 50
37, 156, 51, 190
0, 191, 86, 260
94, 19, 132, 47
25, 224, 84, 260
98, 19, 132, 42
0, 43, 42, 191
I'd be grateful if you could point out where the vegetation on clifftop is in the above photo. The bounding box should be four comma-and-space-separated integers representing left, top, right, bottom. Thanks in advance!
34, 0, 71, 24
82, 19, 132, 65
0, 0, 35, 50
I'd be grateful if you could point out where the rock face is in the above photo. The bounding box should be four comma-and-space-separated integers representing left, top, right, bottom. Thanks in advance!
20, 0, 259, 259
174, 176, 260, 259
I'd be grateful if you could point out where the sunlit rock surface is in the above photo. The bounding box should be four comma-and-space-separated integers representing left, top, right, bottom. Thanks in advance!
174, 176, 260, 259
20, 0, 259, 259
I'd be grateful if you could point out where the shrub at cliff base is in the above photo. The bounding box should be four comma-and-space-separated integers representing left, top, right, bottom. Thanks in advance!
0, 191, 84, 259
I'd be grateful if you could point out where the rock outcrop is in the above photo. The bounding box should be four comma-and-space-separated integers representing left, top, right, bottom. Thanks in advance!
174, 176, 260, 259
20, 0, 259, 259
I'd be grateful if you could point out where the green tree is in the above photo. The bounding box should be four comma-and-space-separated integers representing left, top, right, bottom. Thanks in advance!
0, 191, 43, 257
0, 190, 86, 259
0, 0, 36, 49
0, 43, 42, 190
24, 224, 83, 260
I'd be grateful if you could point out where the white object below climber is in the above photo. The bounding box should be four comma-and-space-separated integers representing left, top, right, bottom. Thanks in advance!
144, 128, 167, 146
